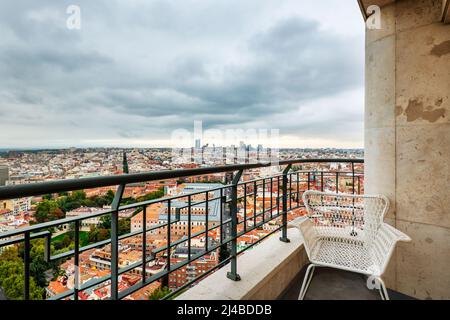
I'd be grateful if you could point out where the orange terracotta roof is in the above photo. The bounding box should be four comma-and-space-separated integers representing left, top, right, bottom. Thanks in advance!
47, 278, 68, 295
131, 203, 162, 224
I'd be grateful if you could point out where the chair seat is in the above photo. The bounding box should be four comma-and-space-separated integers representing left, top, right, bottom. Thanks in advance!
309, 237, 380, 275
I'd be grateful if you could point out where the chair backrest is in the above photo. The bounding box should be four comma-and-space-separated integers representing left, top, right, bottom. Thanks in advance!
302, 190, 390, 243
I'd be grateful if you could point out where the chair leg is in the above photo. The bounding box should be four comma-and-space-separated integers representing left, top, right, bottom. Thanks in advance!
298, 264, 316, 300
377, 277, 390, 300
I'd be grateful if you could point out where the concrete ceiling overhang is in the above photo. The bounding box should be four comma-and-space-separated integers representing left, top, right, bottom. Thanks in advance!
357, 0, 450, 23
357, 0, 395, 19
443, 0, 450, 23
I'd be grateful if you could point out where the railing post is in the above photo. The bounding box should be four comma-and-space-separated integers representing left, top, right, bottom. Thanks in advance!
205, 193, 209, 252
320, 172, 324, 192
307, 172, 311, 190
110, 184, 125, 300
142, 205, 147, 285
188, 195, 192, 260
219, 189, 224, 244
161, 200, 170, 288
350, 162, 357, 236
227, 169, 243, 281
351, 162, 355, 194
74, 220, 80, 301
335, 172, 339, 193
24, 231, 30, 300
44, 233, 51, 263
280, 164, 292, 243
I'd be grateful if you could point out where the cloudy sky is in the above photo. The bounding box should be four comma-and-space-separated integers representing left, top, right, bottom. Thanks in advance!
0, 0, 365, 149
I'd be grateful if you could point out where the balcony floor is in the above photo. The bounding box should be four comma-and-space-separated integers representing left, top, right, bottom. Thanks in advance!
280, 266, 415, 300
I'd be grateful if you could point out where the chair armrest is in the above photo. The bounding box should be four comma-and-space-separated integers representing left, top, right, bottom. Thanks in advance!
291, 217, 319, 258
370, 223, 411, 275
287, 216, 309, 229
383, 223, 411, 242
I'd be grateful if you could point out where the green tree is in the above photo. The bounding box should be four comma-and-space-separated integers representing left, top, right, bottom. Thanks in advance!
87, 226, 110, 243
105, 190, 115, 204
29, 240, 50, 287
35, 200, 64, 223
53, 234, 72, 251
100, 215, 111, 229
56, 190, 87, 213
136, 188, 164, 202
119, 218, 130, 235
148, 286, 171, 300
18, 239, 58, 288
42, 194, 53, 200
0, 247, 44, 300
71, 190, 87, 202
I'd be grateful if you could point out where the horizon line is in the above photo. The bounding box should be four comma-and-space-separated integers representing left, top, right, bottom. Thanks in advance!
0, 146, 365, 151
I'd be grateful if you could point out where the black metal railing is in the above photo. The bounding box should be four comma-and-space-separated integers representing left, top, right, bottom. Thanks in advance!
0, 159, 363, 300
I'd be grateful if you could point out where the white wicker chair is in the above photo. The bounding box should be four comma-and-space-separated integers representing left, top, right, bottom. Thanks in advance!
296, 190, 411, 300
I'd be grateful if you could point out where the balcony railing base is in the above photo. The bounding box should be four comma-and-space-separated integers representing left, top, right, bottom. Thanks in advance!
226, 272, 242, 281
279, 237, 291, 243
177, 224, 308, 300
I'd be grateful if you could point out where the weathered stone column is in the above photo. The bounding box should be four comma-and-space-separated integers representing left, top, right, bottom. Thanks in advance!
362, 0, 450, 299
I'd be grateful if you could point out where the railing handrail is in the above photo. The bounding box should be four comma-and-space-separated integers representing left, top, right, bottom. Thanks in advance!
0, 158, 363, 201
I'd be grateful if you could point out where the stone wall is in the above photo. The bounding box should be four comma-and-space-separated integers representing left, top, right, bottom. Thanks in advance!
364, 0, 450, 299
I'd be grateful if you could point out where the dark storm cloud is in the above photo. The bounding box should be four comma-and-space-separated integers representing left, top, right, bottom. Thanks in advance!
168, 18, 363, 115
0, 0, 364, 147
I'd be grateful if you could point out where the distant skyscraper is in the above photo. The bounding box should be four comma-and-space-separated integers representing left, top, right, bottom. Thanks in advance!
0, 166, 9, 186
195, 139, 201, 149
